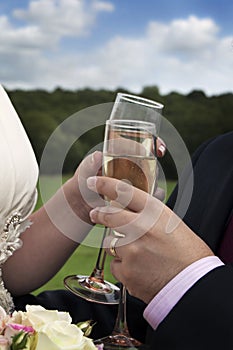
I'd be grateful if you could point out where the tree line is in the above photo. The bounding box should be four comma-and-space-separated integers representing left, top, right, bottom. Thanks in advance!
6, 85, 233, 179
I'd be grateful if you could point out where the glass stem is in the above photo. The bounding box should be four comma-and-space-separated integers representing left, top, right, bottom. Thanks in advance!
112, 284, 130, 336
90, 226, 109, 281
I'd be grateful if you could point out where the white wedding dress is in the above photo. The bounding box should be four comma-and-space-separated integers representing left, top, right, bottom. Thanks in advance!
0, 85, 39, 313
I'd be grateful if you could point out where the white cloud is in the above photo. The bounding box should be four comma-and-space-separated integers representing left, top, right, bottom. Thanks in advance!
0, 7, 232, 96
62, 15, 232, 95
147, 16, 219, 54
13, 0, 114, 37
91, 0, 114, 12
0, 0, 114, 54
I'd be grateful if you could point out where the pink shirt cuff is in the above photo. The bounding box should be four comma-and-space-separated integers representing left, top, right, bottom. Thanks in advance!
143, 256, 224, 330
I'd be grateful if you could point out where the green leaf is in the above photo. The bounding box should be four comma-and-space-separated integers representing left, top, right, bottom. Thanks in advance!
77, 320, 96, 337
11, 332, 29, 350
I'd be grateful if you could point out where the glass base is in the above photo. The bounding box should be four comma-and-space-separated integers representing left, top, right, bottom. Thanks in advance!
94, 334, 142, 349
64, 275, 120, 304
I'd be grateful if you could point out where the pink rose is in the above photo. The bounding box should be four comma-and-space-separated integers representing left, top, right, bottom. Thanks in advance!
7, 323, 34, 333
4, 322, 35, 345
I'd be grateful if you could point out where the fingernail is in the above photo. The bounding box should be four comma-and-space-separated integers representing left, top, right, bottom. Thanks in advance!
91, 151, 102, 164
89, 208, 98, 223
87, 176, 97, 190
158, 144, 166, 157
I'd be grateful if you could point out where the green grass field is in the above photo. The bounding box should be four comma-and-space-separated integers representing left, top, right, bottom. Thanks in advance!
33, 176, 176, 295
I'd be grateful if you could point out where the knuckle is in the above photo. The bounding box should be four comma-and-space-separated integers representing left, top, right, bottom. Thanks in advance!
128, 242, 140, 256
102, 211, 112, 227
97, 178, 114, 197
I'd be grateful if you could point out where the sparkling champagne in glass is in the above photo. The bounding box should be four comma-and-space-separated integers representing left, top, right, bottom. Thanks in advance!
103, 121, 157, 193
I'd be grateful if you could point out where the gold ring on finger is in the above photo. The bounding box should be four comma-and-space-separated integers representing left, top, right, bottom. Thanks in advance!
109, 237, 119, 258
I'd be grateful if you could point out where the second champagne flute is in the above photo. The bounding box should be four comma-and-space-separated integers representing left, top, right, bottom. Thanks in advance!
94, 93, 163, 349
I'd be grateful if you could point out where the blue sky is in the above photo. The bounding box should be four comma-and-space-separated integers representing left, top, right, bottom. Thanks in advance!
0, 0, 232, 95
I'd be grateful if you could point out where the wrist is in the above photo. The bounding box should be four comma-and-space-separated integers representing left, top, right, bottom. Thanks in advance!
143, 256, 224, 330
145, 251, 215, 304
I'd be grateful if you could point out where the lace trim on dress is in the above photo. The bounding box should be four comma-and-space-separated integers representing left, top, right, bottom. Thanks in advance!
0, 212, 32, 314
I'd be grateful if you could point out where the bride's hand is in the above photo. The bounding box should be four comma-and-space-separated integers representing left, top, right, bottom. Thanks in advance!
68, 137, 166, 225
63, 135, 166, 228
65, 151, 103, 225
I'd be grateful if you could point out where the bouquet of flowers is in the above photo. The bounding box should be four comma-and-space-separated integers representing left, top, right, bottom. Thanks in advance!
0, 304, 99, 350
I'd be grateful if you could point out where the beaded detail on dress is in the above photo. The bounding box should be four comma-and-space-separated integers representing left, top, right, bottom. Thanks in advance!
0, 212, 32, 314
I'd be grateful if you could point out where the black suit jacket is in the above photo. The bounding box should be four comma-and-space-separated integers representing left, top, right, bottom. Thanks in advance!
145, 131, 233, 349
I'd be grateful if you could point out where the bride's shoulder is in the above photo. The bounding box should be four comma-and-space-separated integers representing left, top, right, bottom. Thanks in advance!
0, 85, 38, 259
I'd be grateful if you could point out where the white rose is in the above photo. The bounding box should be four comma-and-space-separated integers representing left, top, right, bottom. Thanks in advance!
12, 305, 71, 329
12, 306, 96, 350
36, 320, 96, 350
26, 305, 72, 329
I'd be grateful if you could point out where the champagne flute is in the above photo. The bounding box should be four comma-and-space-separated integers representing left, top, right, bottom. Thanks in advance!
64, 93, 163, 308
94, 93, 163, 349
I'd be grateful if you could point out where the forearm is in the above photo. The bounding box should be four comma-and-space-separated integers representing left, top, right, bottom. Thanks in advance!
2, 178, 93, 295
